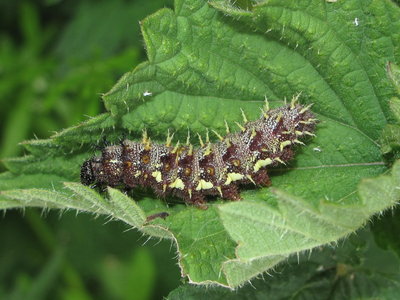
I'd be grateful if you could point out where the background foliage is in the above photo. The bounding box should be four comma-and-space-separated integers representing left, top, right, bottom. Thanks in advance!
1, 0, 400, 299
0, 1, 180, 299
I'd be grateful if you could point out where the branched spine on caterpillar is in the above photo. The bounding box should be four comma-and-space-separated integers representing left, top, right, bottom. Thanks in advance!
81, 95, 317, 208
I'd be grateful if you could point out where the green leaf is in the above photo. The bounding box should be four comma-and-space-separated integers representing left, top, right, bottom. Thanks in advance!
54, 0, 173, 62
1, 0, 400, 288
167, 228, 400, 299
1, 249, 64, 300
218, 159, 400, 286
387, 62, 400, 96
381, 123, 400, 157
381, 63, 400, 161
389, 97, 400, 122
100, 248, 156, 300
372, 207, 400, 260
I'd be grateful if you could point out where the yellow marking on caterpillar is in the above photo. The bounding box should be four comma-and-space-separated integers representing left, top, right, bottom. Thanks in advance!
225, 138, 231, 147
204, 144, 212, 156
280, 140, 292, 151
188, 144, 194, 156
134, 171, 142, 178
300, 103, 313, 114
246, 175, 256, 185
205, 129, 210, 143
251, 128, 257, 139
235, 121, 246, 132
224, 120, 230, 134
290, 92, 301, 109
169, 178, 185, 190
294, 139, 305, 145
304, 131, 316, 137
165, 130, 174, 147
253, 158, 273, 172
276, 112, 283, 122
260, 107, 269, 119
188, 144, 193, 156
186, 130, 191, 145
224, 173, 244, 185
197, 133, 205, 147
195, 179, 214, 191
151, 171, 162, 182
144, 139, 151, 151
212, 129, 224, 141
216, 186, 223, 197
299, 118, 318, 124
264, 96, 269, 111
240, 108, 248, 123
141, 129, 152, 150
171, 141, 180, 153
142, 129, 148, 144
274, 157, 286, 165
232, 159, 241, 167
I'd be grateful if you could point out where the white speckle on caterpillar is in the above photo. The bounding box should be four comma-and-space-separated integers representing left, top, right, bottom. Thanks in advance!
81, 97, 317, 208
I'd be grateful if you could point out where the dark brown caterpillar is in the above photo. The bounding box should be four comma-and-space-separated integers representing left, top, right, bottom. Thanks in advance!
81, 96, 317, 208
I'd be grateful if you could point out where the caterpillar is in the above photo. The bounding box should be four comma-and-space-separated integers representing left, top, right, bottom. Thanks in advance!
80, 96, 317, 208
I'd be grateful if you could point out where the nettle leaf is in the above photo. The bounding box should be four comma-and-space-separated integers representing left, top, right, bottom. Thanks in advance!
1, 0, 400, 288
168, 228, 400, 299
372, 206, 400, 260
381, 63, 400, 160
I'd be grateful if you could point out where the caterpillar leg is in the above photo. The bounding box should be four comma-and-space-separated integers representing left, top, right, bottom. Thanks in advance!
253, 169, 271, 187
221, 185, 241, 201
186, 192, 208, 210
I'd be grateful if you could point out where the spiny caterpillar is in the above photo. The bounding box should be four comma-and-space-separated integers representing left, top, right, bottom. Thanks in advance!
81, 96, 317, 208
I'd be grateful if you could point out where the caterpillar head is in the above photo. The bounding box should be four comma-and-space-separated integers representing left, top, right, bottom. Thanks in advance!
80, 159, 95, 185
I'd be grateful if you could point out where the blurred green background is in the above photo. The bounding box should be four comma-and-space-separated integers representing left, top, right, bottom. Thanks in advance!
0, 0, 182, 299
